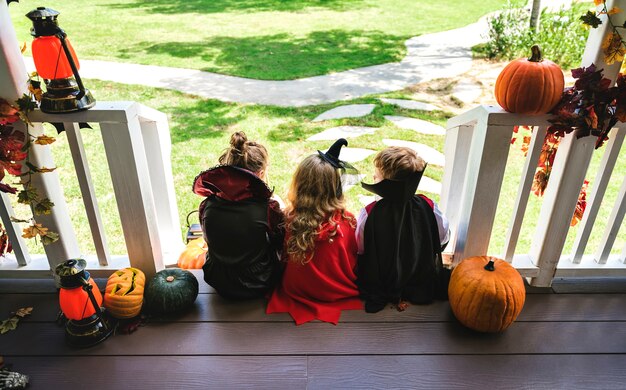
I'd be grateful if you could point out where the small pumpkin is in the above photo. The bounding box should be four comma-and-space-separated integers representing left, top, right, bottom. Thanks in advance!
448, 256, 525, 333
494, 45, 564, 115
103, 267, 146, 319
177, 237, 207, 269
144, 268, 199, 315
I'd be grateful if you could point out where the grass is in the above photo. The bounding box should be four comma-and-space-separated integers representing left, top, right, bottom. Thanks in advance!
11, 79, 624, 260
9, 0, 505, 80
11, 79, 448, 255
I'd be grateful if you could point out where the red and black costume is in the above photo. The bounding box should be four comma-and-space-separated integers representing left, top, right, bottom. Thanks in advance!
266, 211, 363, 325
192, 165, 285, 300
356, 170, 450, 313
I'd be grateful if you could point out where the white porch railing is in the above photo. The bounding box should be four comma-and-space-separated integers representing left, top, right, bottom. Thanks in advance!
441, 105, 626, 287
0, 102, 184, 279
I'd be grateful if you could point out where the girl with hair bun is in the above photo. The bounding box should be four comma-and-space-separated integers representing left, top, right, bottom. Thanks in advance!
192, 131, 285, 299
266, 139, 363, 325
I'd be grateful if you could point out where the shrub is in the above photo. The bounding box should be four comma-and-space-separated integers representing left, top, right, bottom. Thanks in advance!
475, 1, 590, 70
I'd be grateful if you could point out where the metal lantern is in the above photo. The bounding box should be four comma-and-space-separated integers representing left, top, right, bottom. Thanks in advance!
55, 259, 113, 348
26, 7, 95, 113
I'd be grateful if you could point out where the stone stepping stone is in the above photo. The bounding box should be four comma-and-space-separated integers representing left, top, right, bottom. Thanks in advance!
451, 80, 482, 104
418, 176, 442, 195
313, 104, 376, 122
384, 116, 446, 136
307, 126, 378, 141
334, 147, 376, 163
379, 98, 440, 112
382, 139, 445, 166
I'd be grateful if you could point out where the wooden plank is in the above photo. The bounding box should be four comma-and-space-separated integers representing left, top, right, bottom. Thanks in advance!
551, 277, 626, 293
5, 321, 626, 356
7, 356, 307, 390
307, 355, 626, 390
3, 292, 626, 323
572, 128, 625, 263
504, 126, 547, 261
446, 105, 551, 129
64, 122, 111, 266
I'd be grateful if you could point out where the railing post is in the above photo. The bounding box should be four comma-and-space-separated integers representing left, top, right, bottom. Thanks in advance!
452, 112, 513, 264
440, 123, 474, 246
100, 113, 165, 279
1, 2, 80, 267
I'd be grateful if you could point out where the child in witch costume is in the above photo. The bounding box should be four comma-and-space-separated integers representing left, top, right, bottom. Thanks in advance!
356, 146, 450, 313
266, 139, 363, 325
192, 132, 285, 300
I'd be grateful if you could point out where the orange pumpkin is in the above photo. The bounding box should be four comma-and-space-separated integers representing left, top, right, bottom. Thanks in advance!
177, 237, 207, 269
494, 45, 564, 115
448, 256, 525, 333
103, 267, 145, 319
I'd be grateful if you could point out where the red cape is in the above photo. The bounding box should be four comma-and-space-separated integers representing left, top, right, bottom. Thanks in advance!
266, 211, 363, 325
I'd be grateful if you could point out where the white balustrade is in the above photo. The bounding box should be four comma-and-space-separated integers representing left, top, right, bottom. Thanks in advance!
442, 106, 626, 287
0, 102, 184, 279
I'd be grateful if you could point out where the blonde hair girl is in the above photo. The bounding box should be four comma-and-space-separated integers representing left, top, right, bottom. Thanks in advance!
267, 139, 363, 325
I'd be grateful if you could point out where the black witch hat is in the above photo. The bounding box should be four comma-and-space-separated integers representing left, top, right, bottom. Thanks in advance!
318, 138, 348, 169
317, 138, 359, 197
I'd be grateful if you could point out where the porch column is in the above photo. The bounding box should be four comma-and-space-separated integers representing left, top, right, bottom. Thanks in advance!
529, 0, 626, 286
0, 2, 80, 266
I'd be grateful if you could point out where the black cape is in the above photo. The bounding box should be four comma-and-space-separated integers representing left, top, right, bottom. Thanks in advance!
192, 165, 285, 300
356, 171, 449, 313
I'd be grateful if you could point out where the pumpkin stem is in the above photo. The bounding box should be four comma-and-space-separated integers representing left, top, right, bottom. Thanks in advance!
528, 45, 543, 62
166, 276, 175, 282
484, 259, 495, 272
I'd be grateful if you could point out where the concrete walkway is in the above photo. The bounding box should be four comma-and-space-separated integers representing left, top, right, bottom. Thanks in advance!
24, 17, 489, 107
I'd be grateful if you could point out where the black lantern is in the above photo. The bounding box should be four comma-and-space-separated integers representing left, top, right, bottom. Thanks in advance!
26, 7, 95, 113
55, 259, 113, 347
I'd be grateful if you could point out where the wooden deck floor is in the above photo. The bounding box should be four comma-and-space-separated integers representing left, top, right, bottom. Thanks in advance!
2, 271, 626, 389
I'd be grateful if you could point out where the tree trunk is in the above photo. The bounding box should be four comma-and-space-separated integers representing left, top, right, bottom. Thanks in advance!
530, 0, 542, 32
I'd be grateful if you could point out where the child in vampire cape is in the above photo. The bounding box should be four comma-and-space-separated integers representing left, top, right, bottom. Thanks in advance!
356, 146, 450, 313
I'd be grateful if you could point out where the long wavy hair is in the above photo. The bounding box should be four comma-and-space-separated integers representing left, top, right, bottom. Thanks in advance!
285, 154, 354, 264
219, 131, 268, 175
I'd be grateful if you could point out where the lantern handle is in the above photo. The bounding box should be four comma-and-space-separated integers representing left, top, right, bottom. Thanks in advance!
81, 276, 109, 331
55, 28, 86, 100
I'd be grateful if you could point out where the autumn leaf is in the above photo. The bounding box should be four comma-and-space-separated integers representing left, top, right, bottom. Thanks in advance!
602, 32, 625, 65
594, 0, 605, 5
22, 223, 48, 239
41, 231, 60, 245
34, 198, 55, 215
0, 317, 19, 334
17, 187, 39, 204
34, 135, 56, 145
580, 11, 602, 28
19, 41, 27, 54
37, 166, 56, 173
608, 7, 621, 15
14, 307, 33, 318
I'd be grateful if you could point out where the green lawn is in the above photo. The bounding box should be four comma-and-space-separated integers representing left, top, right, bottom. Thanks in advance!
9, 0, 505, 80
10, 79, 624, 259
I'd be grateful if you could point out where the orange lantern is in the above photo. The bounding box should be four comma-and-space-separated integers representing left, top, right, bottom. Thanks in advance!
26, 7, 95, 113
55, 259, 113, 347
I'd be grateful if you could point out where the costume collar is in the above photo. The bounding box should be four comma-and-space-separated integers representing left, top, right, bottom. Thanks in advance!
361, 170, 424, 203
192, 165, 272, 202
